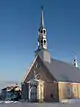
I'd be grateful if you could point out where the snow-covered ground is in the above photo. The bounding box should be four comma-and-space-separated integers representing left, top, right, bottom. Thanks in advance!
0, 101, 19, 104
0, 102, 80, 107
0, 99, 80, 107
61, 98, 80, 103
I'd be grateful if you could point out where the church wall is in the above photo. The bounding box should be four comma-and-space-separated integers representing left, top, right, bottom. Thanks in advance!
72, 83, 79, 98
58, 81, 80, 102
21, 82, 29, 100
35, 57, 55, 82
58, 82, 71, 101
44, 82, 59, 102
24, 56, 55, 83
22, 56, 58, 102
38, 80, 44, 102
77, 84, 80, 98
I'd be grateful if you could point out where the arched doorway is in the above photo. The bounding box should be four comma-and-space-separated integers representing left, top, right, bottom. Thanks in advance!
29, 84, 37, 102
27, 79, 38, 102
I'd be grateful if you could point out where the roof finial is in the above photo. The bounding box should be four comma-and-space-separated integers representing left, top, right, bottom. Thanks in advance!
74, 55, 78, 67
41, 6, 45, 28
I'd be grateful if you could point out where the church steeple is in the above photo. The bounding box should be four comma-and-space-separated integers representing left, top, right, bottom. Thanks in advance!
35, 6, 51, 63
38, 6, 47, 50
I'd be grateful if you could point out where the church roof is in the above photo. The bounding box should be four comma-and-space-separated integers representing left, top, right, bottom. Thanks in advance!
40, 56, 80, 83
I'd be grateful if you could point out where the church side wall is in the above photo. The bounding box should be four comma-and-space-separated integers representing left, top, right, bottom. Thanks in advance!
58, 82, 80, 102
77, 84, 80, 98
72, 83, 80, 98
58, 82, 69, 101
44, 82, 59, 102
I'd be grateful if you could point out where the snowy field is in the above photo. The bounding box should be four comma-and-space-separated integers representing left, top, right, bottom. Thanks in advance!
0, 101, 80, 107
0, 99, 80, 107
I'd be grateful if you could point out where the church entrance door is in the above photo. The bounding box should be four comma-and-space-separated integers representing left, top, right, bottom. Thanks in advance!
29, 84, 37, 102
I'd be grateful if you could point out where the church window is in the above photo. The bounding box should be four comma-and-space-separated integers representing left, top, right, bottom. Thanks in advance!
73, 86, 77, 94
41, 44, 43, 46
67, 85, 72, 98
41, 40, 43, 43
44, 30, 45, 34
44, 40, 46, 44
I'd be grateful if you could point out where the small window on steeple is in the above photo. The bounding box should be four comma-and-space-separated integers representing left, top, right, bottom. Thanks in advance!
44, 30, 45, 34
41, 40, 43, 43
41, 43, 43, 46
44, 40, 46, 44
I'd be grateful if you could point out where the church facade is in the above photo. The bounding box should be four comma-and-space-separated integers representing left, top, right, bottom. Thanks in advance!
21, 7, 80, 102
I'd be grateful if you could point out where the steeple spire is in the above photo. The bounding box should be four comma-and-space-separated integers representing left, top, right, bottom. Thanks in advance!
35, 7, 51, 63
36, 6, 47, 50
41, 6, 45, 28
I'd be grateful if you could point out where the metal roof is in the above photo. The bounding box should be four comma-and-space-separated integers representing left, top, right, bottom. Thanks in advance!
41, 57, 80, 83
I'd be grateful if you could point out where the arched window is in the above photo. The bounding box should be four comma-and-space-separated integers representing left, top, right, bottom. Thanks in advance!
44, 30, 46, 34
44, 40, 46, 44
41, 40, 43, 43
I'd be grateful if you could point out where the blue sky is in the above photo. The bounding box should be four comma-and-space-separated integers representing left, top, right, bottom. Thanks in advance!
0, 0, 80, 82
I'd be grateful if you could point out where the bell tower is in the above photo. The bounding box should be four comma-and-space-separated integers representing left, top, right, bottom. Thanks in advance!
38, 6, 47, 50
35, 6, 51, 63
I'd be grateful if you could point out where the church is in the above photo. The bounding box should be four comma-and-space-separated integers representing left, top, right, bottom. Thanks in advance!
21, 7, 80, 102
